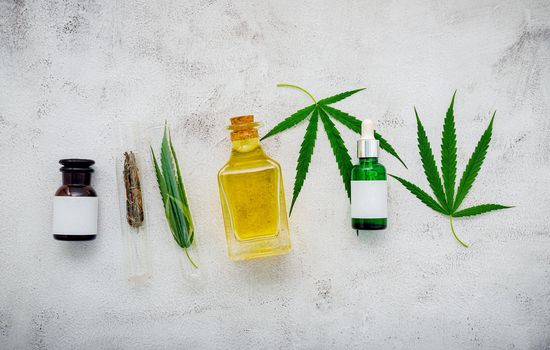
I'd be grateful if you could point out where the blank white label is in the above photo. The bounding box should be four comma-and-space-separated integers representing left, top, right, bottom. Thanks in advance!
351, 180, 387, 219
53, 197, 98, 235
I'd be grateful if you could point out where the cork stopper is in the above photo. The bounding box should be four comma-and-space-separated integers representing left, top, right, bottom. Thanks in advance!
230, 115, 254, 125
229, 115, 260, 141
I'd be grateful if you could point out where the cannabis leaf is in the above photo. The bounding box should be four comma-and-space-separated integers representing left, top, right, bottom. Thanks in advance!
390, 93, 512, 247
262, 83, 406, 215
151, 123, 197, 268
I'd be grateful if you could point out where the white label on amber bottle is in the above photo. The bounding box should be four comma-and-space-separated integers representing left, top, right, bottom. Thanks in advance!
53, 197, 98, 235
351, 180, 387, 219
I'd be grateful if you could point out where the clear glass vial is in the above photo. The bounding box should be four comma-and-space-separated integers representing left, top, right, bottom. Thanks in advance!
52, 159, 98, 241
115, 122, 152, 283
217, 115, 291, 261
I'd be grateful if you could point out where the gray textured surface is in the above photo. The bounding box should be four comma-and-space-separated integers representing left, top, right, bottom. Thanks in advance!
1, 0, 550, 349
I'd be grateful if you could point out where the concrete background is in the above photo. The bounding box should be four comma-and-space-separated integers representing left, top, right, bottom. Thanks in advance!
1, 0, 550, 349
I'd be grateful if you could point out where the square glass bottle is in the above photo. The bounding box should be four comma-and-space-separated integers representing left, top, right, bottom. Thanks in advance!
218, 115, 291, 261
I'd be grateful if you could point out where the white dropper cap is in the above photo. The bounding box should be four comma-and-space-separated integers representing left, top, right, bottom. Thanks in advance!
357, 118, 379, 158
361, 119, 375, 140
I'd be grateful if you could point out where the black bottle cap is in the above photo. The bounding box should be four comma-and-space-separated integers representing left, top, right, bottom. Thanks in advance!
59, 159, 95, 173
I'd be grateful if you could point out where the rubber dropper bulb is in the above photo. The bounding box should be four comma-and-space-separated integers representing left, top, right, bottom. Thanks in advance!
361, 119, 375, 140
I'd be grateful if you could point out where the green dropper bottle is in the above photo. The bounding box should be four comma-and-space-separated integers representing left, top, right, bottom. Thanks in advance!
350, 119, 387, 232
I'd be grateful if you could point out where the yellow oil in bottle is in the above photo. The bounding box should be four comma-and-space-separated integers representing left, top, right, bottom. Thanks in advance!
218, 115, 291, 261
221, 163, 279, 240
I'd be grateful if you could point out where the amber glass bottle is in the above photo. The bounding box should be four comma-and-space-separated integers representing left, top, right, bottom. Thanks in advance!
52, 159, 98, 241
217, 115, 291, 261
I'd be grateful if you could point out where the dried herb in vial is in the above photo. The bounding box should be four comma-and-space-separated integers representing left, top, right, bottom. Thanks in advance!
123, 151, 144, 228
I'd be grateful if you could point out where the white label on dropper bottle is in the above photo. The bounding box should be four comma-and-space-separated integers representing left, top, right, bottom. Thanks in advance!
52, 196, 98, 235
351, 180, 387, 219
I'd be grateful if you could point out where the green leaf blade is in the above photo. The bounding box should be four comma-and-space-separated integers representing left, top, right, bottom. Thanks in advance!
169, 131, 190, 206
150, 147, 168, 205
453, 204, 512, 217
453, 113, 495, 211
321, 105, 407, 168
319, 108, 353, 198
375, 131, 408, 169
290, 107, 319, 215
160, 126, 180, 202
415, 108, 448, 211
389, 174, 448, 214
261, 105, 315, 140
321, 105, 361, 133
317, 88, 365, 105
168, 131, 194, 242
167, 194, 194, 246
164, 197, 184, 247
441, 92, 457, 210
